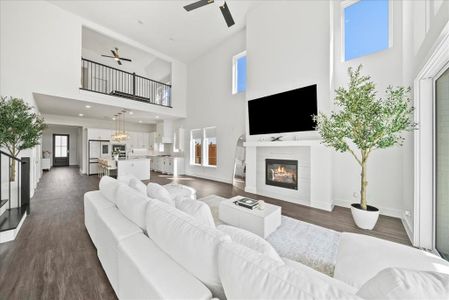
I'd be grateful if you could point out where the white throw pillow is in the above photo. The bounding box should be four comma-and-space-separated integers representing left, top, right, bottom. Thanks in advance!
217, 225, 282, 262
145, 199, 231, 299
175, 198, 215, 228
99, 176, 120, 204
356, 268, 449, 300
146, 183, 174, 206
115, 184, 149, 230
218, 241, 361, 300
128, 178, 147, 196
164, 183, 197, 200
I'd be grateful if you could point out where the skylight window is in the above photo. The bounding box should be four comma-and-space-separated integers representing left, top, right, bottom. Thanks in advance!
343, 0, 390, 61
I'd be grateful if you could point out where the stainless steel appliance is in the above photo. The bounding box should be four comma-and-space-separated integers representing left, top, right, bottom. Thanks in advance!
88, 139, 110, 175
112, 144, 127, 159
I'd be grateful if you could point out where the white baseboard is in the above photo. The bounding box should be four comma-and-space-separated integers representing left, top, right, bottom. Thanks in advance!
402, 214, 414, 245
0, 212, 27, 244
333, 199, 403, 218
184, 171, 233, 184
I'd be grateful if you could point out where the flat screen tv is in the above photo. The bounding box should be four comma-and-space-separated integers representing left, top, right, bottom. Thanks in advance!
248, 84, 318, 135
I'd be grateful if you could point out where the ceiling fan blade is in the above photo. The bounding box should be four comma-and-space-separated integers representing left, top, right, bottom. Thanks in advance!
219, 2, 235, 27
120, 58, 132, 62
111, 49, 118, 57
101, 55, 115, 58
117, 60, 122, 65
184, 0, 214, 11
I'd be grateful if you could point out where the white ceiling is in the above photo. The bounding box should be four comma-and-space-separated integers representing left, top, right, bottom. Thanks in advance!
34, 93, 172, 124
51, 0, 259, 62
82, 27, 172, 82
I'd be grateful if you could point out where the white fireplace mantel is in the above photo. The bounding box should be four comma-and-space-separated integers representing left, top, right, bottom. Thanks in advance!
244, 139, 333, 211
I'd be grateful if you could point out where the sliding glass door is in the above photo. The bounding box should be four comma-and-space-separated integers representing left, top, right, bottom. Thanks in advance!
436, 66, 449, 260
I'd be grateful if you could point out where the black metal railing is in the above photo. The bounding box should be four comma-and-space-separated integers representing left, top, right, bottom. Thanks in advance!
80, 58, 172, 107
0, 151, 30, 218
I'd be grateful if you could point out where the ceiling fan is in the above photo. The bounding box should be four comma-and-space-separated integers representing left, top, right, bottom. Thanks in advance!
101, 48, 132, 65
184, 0, 235, 28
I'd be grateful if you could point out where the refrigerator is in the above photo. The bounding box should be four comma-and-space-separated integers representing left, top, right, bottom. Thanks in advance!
88, 139, 110, 175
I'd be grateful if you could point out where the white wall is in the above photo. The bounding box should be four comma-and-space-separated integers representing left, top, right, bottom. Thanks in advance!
42, 125, 81, 167
176, 30, 247, 183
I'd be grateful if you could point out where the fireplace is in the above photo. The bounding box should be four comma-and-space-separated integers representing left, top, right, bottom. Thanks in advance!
265, 159, 298, 190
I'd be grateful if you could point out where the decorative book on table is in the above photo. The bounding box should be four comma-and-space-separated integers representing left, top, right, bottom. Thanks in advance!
234, 198, 259, 210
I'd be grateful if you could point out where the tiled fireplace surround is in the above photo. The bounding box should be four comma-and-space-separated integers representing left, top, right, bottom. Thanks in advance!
244, 140, 333, 211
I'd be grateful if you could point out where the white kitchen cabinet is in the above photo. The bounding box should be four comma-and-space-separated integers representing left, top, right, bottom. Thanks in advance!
87, 129, 112, 140
152, 157, 184, 176
156, 120, 173, 143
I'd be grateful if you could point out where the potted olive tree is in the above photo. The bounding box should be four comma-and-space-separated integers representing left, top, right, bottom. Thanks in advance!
0, 97, 46, 181
314, 66, 416, 230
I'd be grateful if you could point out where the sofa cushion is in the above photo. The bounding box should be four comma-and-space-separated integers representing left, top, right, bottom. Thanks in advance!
147, 183, 174, 206
218, 241, 361, 300
217, 224, 282, 262
146, 199, 231, 299
129, 177, 147, 196
175, 198, 215, 228
99, 176, 120, 204
115, 184, 149, 230
356, 268, 449, 300
334, 233, 449, 288
164, 183, 197, 200
118, 233, 212, 300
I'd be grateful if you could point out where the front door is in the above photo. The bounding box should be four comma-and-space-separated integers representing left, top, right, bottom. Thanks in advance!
53, 134, 70, 167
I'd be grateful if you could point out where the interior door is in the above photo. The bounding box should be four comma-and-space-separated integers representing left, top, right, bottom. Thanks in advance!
53, 134, 70, 167
435, 66, 449, 261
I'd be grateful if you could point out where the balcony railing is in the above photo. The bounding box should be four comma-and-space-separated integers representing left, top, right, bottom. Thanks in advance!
80, 58, 172, 107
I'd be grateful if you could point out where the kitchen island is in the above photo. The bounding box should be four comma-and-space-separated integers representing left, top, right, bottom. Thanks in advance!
117, 158, 151, 180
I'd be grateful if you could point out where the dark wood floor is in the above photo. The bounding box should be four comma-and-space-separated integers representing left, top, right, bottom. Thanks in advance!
0, 167, 410, 299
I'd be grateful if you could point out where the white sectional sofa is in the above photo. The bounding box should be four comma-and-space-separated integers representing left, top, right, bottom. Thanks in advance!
84, 176, 449, 299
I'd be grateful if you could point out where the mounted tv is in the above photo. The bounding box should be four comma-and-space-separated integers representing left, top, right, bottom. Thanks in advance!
248, 84, 318, 135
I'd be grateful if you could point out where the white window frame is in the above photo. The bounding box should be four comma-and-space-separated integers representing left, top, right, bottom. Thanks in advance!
203, 127, 217, 168
190, 129, 202, 166
340, 0, 393, 62
232, 51, 247, 94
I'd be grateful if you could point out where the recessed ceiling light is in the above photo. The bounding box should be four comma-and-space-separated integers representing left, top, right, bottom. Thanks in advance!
137, 20, 144, 25
138, 120, 143, 123
85, 105, 91, 109
155, 116, 159, 119
78, 113, 84, 117
112, 117, 116, 121
129, 111, 134, 115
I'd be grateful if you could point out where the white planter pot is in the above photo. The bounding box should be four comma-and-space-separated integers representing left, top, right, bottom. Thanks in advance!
350, 203, 380, 230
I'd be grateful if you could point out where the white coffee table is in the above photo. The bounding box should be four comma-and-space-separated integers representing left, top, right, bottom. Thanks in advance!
218, 196, 282, 238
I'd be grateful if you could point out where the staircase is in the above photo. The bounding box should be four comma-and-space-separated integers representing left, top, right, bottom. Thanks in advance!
0, 151, 30, 243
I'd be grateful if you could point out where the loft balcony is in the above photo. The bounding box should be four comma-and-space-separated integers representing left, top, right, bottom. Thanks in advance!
80, 58, 172, 108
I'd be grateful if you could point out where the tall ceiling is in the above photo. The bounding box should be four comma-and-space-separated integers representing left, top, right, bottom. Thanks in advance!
51, 0, 259, 62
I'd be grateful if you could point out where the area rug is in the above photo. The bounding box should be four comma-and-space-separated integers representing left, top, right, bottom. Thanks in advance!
200, 195, 341, 277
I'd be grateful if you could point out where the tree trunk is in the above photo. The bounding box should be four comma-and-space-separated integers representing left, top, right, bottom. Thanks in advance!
360, 152, 368, 210
9, 160, 16, 182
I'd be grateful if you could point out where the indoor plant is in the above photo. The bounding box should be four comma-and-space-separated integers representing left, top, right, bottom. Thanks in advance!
314, 66, 416, 229
0, 97, 46, 181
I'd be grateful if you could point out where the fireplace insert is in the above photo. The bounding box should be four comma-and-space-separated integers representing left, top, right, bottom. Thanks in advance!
265, 159, 298, 190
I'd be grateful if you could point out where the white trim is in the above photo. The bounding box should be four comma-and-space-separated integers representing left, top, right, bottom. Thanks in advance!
0, 212, 27, 244
184, 171, 232, 184
232, 50, 247, 95
414, 21, 449, 249
402, 213, 414, 243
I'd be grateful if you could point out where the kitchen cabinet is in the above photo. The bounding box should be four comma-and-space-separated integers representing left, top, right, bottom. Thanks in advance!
156, 120, 173, 143
88, 129, 112, 140
151, 156, 184, 176
173, 128, 185, 152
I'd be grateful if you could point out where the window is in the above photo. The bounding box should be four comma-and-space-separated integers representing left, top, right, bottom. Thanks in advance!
343, 0, 390, 61
204, 127, 217, 167
54, 135, 68, 157
190, 127, 217, 167
190, 129, 203, 165
232, 51, 247, 94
